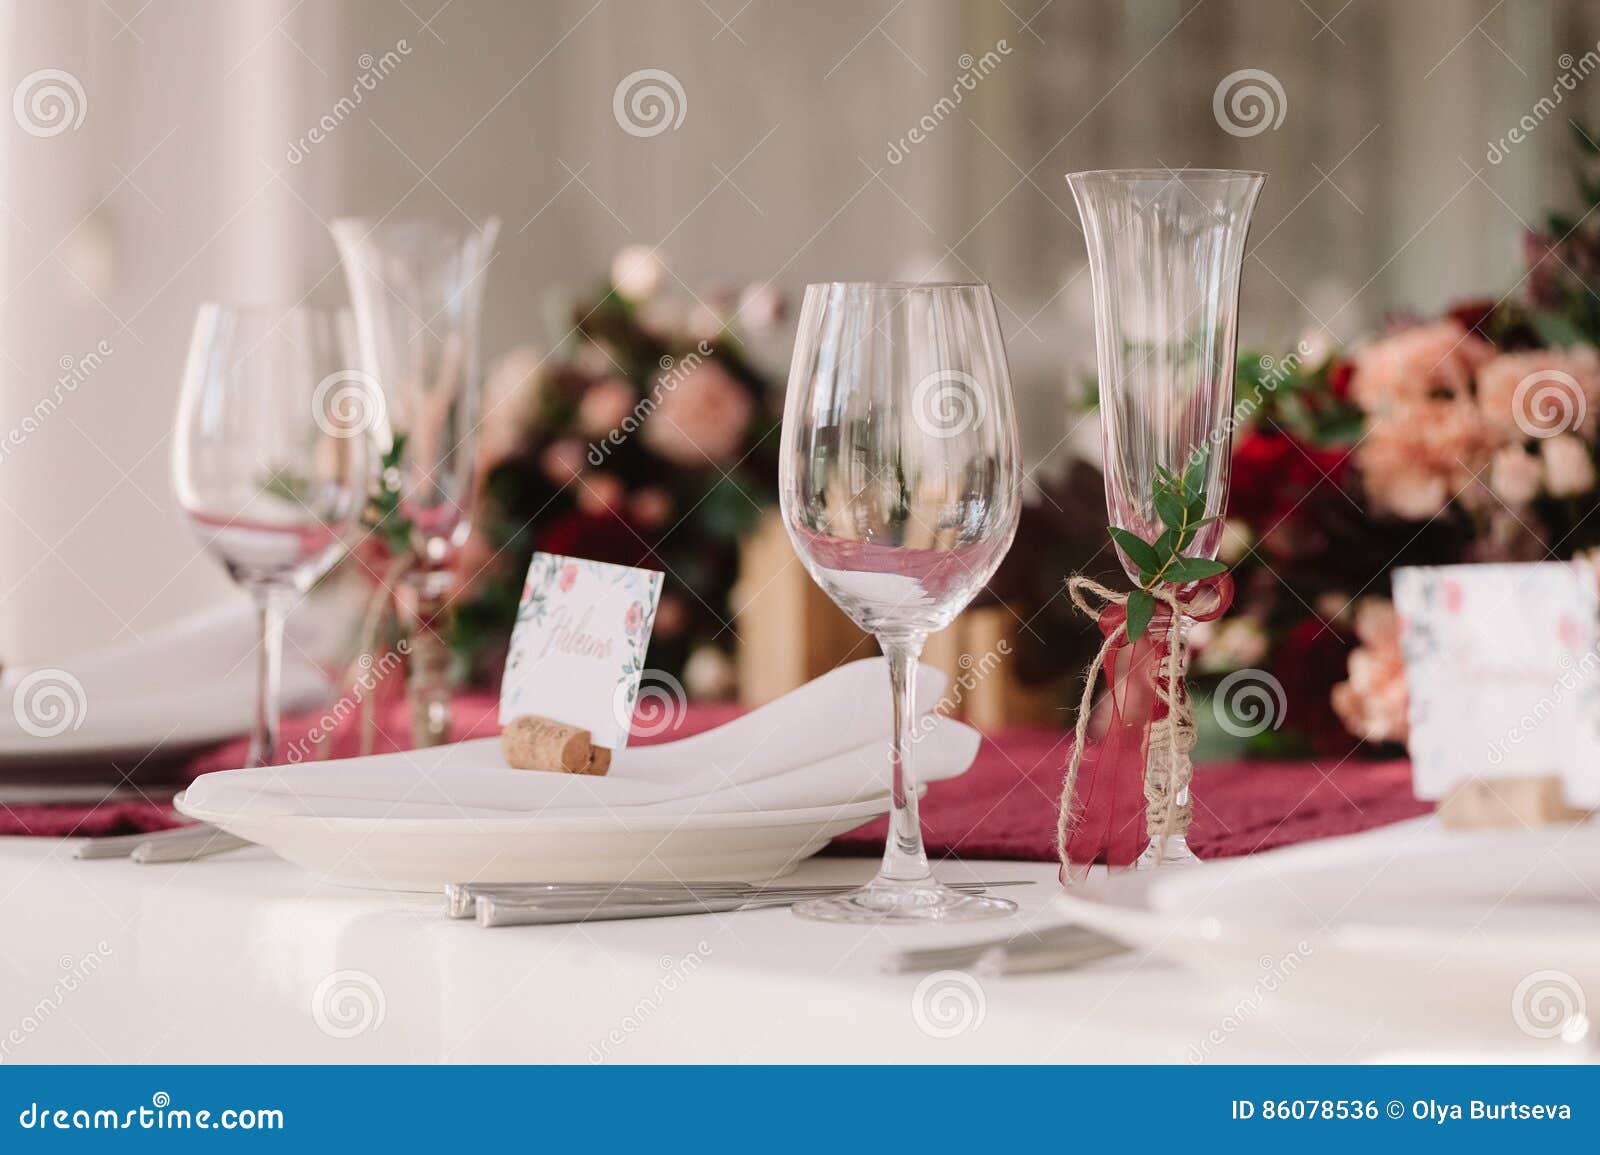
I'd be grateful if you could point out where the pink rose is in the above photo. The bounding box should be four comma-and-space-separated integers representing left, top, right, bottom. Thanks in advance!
557, 564, 578, 593
1475, 345, 1600, 437
1488, 445, 1542, 506
1330, 598, 1409, 743
642, 360, 755, 466
1540, 433, 1597, 497
577, 377, 638, 438
630, 487, 673, 530
576, 472, 625, 515
624, 602, 643, 634
1348, 320, 1494, 412
541, 439, 587, 484
1357, 399, 1500, 520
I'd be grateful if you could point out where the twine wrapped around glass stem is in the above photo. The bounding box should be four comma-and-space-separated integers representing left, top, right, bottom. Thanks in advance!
1056, 573, 1233, 877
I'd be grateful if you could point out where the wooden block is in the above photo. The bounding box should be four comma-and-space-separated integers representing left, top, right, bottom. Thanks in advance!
1437, 775, 1590, 829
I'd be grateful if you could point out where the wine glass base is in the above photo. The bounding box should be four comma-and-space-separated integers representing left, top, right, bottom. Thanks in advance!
793, 880, 1017, 925
1135, 833, 1199, 869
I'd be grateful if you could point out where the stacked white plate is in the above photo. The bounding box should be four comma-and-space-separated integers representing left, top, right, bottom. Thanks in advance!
177, 659, 981, 891
1054, 818, 1600, 1051
0, 599, 331, 768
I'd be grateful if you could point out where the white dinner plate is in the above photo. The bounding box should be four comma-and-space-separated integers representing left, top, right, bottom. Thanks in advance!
1052, 818, 1600, 1052
174, 790, 893, 891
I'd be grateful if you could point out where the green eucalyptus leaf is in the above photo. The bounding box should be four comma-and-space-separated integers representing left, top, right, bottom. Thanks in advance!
1183, 448, 1208, 495
1125, 588, 1157, 642
1154, 490, 1187, 530
1108, 526, 1161, 573
1163, 555, 1229, 584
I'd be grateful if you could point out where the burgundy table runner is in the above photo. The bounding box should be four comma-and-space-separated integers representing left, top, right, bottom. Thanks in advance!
0, 692, 1431, 858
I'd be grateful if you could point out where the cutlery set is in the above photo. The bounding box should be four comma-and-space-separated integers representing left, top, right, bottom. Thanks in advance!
76, 830, 1123, 974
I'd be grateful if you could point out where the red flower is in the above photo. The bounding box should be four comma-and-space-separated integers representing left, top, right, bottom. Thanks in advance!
1326, 358, 1355, 403
1229, 429, 1353, 552
1274, 617, 1356, 756
558, 564, 578, 593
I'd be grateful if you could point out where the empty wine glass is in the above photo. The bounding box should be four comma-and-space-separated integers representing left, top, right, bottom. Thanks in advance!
173, 305, 376, 766
779, 282, 1022, 923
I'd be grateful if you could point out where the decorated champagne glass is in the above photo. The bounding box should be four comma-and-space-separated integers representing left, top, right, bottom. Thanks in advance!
1061, 169, 1264, 872
780, 282, 1022, 923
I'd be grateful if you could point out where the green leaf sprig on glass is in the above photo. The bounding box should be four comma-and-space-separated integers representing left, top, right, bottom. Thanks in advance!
1105, 447, 1229, 642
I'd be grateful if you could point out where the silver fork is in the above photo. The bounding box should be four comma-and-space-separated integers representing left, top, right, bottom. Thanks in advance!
885, 921, 1127, 975
453, 879, 1032, 926
74, 823, 251, 863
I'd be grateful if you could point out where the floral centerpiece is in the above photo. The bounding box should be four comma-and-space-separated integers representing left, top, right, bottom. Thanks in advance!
450, 246, 785, 696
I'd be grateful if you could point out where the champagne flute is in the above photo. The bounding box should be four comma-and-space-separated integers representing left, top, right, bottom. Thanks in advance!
172, 305, 376, 767
779, 282, 1022, 923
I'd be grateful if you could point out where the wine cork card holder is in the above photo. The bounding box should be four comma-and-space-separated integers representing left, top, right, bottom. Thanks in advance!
497, 552, 664, 776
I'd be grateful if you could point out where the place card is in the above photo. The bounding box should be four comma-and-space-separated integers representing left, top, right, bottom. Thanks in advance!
498, 552, 664, 750
1393, 561, 1600, 809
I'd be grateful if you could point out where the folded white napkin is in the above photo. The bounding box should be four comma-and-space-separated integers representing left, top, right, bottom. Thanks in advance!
183, 658, 980, 821
0, 598, 330, 754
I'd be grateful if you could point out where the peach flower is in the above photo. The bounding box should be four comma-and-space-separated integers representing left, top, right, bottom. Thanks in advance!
576, 472, 625, 515
577, 377, 638, 438
1475, 345, 1600, 437
1357, 399, 1501, 520
1348, 320, 1495, 412
1540, 433, 1597, 497
1488, 445, 1542, 506
1330, 598, 1409, 744
540, 439, 587, 484
642, 360, 754, 466
611, 245, 664, 300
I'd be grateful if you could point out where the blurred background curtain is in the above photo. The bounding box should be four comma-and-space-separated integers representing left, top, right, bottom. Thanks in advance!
3, 0, 1598, 660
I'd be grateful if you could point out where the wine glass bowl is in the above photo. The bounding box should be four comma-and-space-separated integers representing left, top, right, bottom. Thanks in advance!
1066, 169, 1264, 582
779, 282, 1022, 923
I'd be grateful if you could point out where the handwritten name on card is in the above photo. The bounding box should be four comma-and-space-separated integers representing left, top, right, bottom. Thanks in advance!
498, 552, 664, 750
1394, 561, 1600, 808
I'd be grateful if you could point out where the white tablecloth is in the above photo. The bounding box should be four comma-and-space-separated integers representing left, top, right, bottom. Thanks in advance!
0, 835, 1480, 1064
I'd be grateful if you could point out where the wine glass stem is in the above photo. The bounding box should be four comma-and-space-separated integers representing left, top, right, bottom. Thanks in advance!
247, 584, 290, 769
877, 634, 931, 884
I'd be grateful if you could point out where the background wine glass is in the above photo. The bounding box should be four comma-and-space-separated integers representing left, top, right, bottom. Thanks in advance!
172, 305, 376, 767
779, 281, 1022, 924
332, 217, 499, 745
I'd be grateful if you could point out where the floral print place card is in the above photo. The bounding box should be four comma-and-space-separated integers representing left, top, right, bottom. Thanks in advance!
1394, 561, 1600, 808
498, 552, 664, 750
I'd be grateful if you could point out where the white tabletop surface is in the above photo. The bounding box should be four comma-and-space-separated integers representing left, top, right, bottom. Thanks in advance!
0, 835, 1538, 1064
